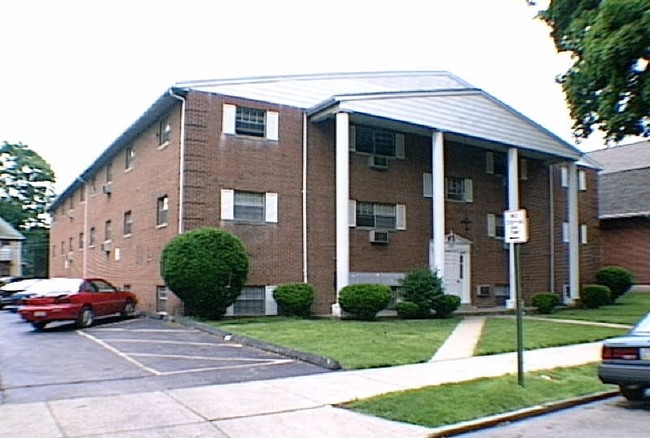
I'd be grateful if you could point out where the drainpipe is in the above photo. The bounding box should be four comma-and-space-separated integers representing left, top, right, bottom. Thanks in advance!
548, 164, 555, 293
302, 113, 308, 283
168, 89, 186, 235
77, 176, 89, 278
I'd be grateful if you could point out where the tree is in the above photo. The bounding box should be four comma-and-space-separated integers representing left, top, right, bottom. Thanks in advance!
398, 268, 444, 318
0, 142, 56, 230
539, 0, 650, 142
160, 227, 249, 319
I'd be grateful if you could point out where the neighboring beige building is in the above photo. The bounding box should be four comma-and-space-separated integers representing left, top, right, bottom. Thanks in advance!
0, 216, 24, 278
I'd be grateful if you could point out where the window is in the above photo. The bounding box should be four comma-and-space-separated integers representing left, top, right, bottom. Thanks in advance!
157, 195, 169, 226
104, 220, 112, 241
158, 115, 171, 145
236, 106, 266, 137
79, 186, 85, 203
123, 210, 133, 236
90, 175, 97, 194
68, 237, 73, 253
221, 189, 278, 223
69, 196, 74, 210
125, 145, 135, 170
60, 241, 65, 255
487, 214, 505, 239
156, 286, 168, 313
222, 104, 279, 140
105, 160, 113, 183
445, 177, 473, 202
233, 287, 265, 315
78, 233, 84, 250
486, 151, 506, 176
351, 125, 408, 158
356, 202, 397, 229
89, 227, 96, 247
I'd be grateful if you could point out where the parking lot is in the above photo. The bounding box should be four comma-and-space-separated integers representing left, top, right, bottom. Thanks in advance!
0, 312, 330, 404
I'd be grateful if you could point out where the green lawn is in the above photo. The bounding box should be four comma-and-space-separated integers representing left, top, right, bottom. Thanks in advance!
544, 291, 650, 325
212, 317, 460, 369
475, 318, 627, 355
346, 364, 613, 428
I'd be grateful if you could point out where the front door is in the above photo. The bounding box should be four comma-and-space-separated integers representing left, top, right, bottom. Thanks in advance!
444, 250, 470, 303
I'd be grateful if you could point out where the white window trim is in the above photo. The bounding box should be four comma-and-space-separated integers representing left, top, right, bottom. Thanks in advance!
265, 192, 278, 223
561, 166, 569, 188
487, 214, 496, 238
265, 111, 279, 141
578, 170, 587, 191
222, 104, 237, 135
562, 222, 570, 243
423, 173, 433, 198
580, 224, 588, 245
221, 189, 234, 220
396, 204, 406, 230
348, 200, 357, 227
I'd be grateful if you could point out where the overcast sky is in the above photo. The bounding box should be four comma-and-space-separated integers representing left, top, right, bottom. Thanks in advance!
1, 0, 606, 194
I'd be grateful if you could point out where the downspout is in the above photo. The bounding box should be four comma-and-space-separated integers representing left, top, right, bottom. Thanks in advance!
77, 176, 89, 278
548, 164, 555, 293
302, 113, 308, 283
168, 89, 186, 235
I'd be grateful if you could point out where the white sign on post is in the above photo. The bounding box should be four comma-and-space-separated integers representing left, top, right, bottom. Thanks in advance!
504, 209, 529, 243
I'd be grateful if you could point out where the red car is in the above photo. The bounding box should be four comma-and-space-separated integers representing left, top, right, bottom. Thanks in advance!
19, 278, 137, 330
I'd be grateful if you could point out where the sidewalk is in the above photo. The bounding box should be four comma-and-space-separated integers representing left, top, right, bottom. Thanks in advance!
0, 318, 604, 438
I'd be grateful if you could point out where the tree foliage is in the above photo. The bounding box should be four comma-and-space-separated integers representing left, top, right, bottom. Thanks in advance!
0, 142, 56, 230
539, 0, 650, 142
160, 227, 249, 319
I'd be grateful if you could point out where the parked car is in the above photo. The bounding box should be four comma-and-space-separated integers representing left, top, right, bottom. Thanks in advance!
18, 278, 137, 330
598, 313, 650, 401
0, 279, 44, 311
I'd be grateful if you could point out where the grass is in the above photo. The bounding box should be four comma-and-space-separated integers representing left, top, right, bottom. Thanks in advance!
475, 318, 627, 355
543, 291, 650, 325
346, 364, 614, 428
212, 317, 460, 369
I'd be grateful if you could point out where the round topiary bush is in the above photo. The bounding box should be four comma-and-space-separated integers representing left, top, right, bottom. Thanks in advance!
395, 301, 420, 319
273, 283, 314, 317
398, 269, 443, 318
596, 266, 634, 303
580, 284, 611, 309
432, 294, 461, 318
160, 227, 249, 319
531, 292, 561, 314
339, 283, 391, 321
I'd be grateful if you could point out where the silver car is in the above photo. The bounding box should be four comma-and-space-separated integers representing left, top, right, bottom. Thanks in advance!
598, 313, 650, 401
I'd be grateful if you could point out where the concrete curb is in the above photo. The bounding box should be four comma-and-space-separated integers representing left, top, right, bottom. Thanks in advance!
427, 390, 619, 437
172, 315, 343, 370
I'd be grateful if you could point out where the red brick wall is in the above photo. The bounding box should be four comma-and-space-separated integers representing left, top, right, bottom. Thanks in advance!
601, 217, 650, 284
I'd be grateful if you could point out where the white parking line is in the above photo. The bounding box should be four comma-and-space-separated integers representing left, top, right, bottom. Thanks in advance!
77, 330, 162, 375
78, 328, 295, 376
93, 338, 244, 348
89, 328, 197, 333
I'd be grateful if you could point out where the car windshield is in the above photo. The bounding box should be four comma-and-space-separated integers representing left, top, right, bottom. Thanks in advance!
25, 278, 84, 296
0, 279, 42, 292
632, 314, 650, 334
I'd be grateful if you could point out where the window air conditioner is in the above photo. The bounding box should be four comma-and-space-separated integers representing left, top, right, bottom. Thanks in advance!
101, 241, 113, 252
477, 285, 492, 297
102, 184, 113, 194
369, 230, 389, 244
368, 155, 389, 170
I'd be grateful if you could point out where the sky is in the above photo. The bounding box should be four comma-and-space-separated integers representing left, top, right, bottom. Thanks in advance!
1, 0, 607, 194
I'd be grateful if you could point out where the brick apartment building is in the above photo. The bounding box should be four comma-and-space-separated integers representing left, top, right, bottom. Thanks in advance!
49, 71, 600, 316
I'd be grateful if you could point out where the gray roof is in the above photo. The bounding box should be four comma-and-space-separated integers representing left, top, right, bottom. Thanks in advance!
586, 141, 650, 219
179, 71, 583, 161
0, 216, 24, 240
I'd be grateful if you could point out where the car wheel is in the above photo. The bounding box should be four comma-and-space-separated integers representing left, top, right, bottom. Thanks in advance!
620, 386, 646, 401
121, 300, 135, 318
76, 306, 95, 328
32, 321, 47, 331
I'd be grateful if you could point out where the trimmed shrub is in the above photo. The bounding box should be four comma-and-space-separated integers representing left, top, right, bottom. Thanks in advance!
580, 284, 611, 309
273, 283, 314, 317
532, 292, 561, 314
398, 269, 444, 318
432, 294, 461, 318
339, 284, 391, 321
160, 227, 249, 319
596, 266, 634, 304
395, 301, 421, 319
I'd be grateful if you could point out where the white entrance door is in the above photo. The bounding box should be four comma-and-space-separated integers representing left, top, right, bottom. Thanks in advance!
444, 250, 470, 303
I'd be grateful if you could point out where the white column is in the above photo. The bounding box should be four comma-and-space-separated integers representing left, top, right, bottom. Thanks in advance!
431, 132, 446, 278
567, 162, 580, 303
506, 148, 519, 309
333, 112, 350, 316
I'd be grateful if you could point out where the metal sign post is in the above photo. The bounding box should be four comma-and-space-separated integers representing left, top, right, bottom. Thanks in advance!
504, 209, 529, 387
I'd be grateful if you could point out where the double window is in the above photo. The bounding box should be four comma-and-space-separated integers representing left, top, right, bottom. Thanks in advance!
445, 177, 473, 202
221, 189, 278, 223
487, 214, 505, 239
351, 126, 405, 158
349, 201, 406, 230
222, 104, 279, 141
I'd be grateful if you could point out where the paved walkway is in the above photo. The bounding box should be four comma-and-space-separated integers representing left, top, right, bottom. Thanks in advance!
0, 317, 606, 438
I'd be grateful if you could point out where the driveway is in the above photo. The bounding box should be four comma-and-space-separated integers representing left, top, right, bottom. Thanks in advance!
0, 312, 330, 404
